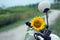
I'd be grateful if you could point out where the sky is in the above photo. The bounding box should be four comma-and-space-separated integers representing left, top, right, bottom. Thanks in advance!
0, 0, 54, 8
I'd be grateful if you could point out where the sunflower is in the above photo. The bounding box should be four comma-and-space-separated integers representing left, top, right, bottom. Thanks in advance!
31, 16, 46, 31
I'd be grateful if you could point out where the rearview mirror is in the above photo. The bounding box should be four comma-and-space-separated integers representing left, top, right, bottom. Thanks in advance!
38, 1, 51, 13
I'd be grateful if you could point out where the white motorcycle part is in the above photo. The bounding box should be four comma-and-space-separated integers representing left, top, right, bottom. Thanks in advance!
27, 30, 60, 40
38, 1, 50, 13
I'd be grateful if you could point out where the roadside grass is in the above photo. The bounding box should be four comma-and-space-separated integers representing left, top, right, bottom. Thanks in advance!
0, 14, 44, 32
0, 6, 44, 32
49, 15, 60, 37
0, 17, 33, 32
1, 3, 60, 32
51, 4, 60, 10
6, 6, 38, 13
0, 20, 24, 32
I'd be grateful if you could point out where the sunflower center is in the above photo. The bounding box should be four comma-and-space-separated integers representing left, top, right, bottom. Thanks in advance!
34, 21, 41, 28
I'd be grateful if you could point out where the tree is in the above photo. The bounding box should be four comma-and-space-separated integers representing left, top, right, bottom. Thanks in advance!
54, 0, 60, 4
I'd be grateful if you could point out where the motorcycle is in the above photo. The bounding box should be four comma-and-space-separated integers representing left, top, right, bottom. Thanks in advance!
25, 1, 60, 40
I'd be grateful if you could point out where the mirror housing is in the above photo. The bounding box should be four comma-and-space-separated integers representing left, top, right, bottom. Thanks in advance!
38, 1, 51, 13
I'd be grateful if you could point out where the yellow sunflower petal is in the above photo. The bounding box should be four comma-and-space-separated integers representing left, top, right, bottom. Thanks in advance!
31, 16, 46, 31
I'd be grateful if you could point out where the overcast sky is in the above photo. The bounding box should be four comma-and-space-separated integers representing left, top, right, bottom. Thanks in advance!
0, 0, 54, 8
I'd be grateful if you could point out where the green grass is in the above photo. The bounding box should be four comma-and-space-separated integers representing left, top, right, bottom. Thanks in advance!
0, 15, 44, 32
6, 6, 37, 13
51, 4, 60, 10
0, 18, 31, 32
0, 20, 23, 32
0, 6, 44, 32
1, 3, 59, 32
50, 15, 60, 37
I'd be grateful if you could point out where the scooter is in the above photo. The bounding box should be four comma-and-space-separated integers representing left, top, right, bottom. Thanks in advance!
25, 1, 60, 40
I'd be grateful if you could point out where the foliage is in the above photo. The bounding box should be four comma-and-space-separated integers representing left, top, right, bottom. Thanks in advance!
51, 4, 60, 9
54, 0, 60, 4
0, 4, 44, 31
0, 13, 20, 27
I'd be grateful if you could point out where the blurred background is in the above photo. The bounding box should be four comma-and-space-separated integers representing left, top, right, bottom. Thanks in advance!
0, 0, 60, 40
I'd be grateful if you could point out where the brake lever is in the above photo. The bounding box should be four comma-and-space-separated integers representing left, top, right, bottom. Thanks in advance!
25, 22, 32, 28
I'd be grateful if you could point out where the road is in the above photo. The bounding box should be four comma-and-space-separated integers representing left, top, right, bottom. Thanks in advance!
0, 10, 60, 40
